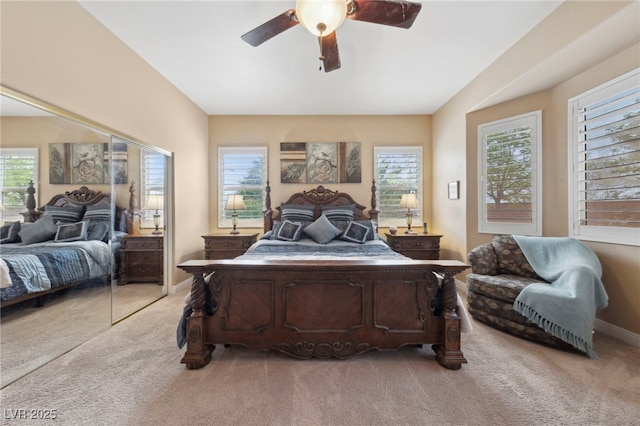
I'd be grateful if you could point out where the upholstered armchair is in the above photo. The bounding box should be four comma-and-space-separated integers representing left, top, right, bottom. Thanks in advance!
466, 235, 570, 348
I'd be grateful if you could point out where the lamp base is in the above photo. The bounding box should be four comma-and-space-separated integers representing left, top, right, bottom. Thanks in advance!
230, 228, 239, 235
404, 229, 417, 234
152, 227, 163, 235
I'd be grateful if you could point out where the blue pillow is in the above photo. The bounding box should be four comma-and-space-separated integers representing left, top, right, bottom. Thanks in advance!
280, 203, 315, 222
303, 214, 342, 244
0, 221, 21, 244
321, 204, 355, 221
54, 221, 88, 242
44, 205, 84, 224
273, 220, 305, 242
341, 221, 370, 244
18, 215, 58, 244
83, 205, 111, 223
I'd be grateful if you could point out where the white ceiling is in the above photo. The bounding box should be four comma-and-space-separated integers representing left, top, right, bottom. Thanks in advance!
75, 0, 563, 115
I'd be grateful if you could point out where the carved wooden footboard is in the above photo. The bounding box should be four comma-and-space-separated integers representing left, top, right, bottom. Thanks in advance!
178, 259, 469, 370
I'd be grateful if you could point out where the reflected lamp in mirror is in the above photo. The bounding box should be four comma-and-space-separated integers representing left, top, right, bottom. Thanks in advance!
144, 194, 164, 235
225, 194, 246, 235
399, 193, 418, 234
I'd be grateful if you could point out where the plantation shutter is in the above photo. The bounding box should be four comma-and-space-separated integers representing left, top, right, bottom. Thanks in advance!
0, 148, 38, 221
569, 69, 640, 245
374, 146, 422, 226
141, 151, 166, 227
478, 111, 542, 235
218, 147, 266, 228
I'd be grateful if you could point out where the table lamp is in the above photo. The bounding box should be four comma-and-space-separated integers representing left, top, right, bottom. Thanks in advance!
144, 194, 164, 235
225, 194, 246, 235
399, 193, 418, 234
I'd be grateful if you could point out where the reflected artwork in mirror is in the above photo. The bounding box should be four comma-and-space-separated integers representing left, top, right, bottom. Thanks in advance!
0, 90, 169, 388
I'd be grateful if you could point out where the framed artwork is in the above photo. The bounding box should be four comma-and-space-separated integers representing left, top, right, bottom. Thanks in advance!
280, 142, 361, 184
49, 142, 128, 184
448, 181, 460, 200
72, 143, 104, 184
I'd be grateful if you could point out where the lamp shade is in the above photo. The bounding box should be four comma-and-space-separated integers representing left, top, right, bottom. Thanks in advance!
225, 194, 246, 211
399, 193, 418, 209
296, 0, 347, 37
144, 194, 164, 211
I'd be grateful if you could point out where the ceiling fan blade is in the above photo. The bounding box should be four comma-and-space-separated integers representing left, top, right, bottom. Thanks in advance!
346, 0, 422, 29
319, 32, 341, 73
241, 9, 299, 46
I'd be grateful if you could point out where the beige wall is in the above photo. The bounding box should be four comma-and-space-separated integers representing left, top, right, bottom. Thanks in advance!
0, 115, 145, 209
433, 1, 640, 334
1, 1, 209, 286
208, 115, 432, 233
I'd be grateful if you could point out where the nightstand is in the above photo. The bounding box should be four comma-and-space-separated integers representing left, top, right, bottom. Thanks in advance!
202, 233, 259, 260
118, 234, 163, 285
385, 233, 442, 260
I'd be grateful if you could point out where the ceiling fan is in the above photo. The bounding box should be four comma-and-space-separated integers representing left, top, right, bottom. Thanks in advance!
241, 0, 422, 73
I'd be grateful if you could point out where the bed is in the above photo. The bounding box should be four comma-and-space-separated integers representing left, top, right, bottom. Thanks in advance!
0, 183, 127, 308
177, 183, 470, 370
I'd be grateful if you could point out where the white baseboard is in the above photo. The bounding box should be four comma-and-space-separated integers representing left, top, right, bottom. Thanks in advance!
170, 278, 192, 295
594, 319, 640, 348
455, 279, 639, 348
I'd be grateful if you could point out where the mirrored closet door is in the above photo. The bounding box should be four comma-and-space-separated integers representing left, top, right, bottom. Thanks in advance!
110, 137, 169, 322
0, 90, 170, 388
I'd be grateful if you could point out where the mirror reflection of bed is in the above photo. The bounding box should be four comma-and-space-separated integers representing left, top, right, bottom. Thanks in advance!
0, 92, 169, 388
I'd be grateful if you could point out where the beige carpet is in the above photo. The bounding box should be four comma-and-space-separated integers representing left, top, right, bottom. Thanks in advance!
1, 291, 638, 426
0, 286, 111, 388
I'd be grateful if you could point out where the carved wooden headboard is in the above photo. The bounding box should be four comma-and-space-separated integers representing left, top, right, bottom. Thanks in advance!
263, 180, 379, 232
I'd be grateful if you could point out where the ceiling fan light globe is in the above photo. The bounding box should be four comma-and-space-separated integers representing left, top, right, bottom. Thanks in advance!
296, 0, 347, 37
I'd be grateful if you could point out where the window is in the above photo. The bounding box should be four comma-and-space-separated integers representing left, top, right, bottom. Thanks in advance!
478, 111, 542, 236
218, 147, 267, 229
568, 69, 640, 246
0, 148, 38, 222
373, 146, 422, 227
140, 150, 166, 228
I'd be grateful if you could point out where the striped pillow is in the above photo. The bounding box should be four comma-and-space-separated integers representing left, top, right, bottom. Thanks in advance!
82, 205, 111, 223
280, 203, 315, 222
43, 205, 84, 224
321, 204, 355, 221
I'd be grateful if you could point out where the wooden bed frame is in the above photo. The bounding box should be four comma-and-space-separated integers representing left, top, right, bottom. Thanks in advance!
1, 182, 115, 309
177, 182, 469, 370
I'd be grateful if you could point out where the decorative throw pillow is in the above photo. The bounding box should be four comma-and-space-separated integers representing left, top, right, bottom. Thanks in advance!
0, 221, 21, 244
43, 205, 84, 224
321, 204, 355, 221
492, 234, 540, 278
87, 221, 110, 242
18, 215, 58, 244
280, 203, 315, 222
341, 221, 370, 244
82, 205, 111, 223
273, 220, 304, 242
303, 214, 342, 244
54, 221, 88, 243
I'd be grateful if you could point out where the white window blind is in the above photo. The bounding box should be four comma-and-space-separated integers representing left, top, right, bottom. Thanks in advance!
373, 146, 422, 227
0, 148, 38, 222
140, 151, 166, 228
569, 68, 640, 246
218, 147, 267, 229
478, 111, 542, 236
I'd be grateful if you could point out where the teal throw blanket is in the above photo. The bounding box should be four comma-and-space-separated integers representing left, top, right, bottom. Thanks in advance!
513, 235, 608, 359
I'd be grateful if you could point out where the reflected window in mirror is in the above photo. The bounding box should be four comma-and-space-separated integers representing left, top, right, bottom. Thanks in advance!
140, 150, 166, 230
0, 148, 38, 222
